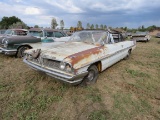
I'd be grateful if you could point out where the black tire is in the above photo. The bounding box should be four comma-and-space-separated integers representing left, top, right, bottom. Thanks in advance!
124, 49, 131, 60
80, 65, 99, 86
16, 46, 30, 58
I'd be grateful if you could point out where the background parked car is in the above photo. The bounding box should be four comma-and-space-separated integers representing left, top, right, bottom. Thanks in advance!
155, 33, 160, 38
0, 29, 6, 35
0, 29, 28, 43
0, 28, 68, 57
131, 31, 151, 42
28, 28, 67, 39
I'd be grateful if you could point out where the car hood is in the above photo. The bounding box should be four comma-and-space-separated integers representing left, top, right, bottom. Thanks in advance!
28, 42, 65, 49
26, 42, 100, 60
54, 36, 70, 42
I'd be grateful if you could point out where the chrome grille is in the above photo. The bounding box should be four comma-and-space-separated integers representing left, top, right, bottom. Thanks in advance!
43, 58, 60, 69
28, 57, 60, 70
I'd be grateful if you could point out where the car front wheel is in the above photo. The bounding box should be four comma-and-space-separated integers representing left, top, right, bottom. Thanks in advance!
124, 49, 131, 60
16, 46, 30, 58
80, 65, 99, 86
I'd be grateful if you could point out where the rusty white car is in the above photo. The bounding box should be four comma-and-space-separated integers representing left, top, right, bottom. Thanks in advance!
23, 30, 136, 86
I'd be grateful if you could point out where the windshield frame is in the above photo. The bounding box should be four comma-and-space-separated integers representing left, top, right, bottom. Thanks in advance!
68, 31, 109, 45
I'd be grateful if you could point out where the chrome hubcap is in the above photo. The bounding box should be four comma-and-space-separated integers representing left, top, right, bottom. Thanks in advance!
87, 70, 94, 81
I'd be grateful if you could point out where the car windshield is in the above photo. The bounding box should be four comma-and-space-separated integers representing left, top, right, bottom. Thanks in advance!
29, 31, 43, 37
4, 30, 12, 35
68, 31, 108, 44
136, 32, 148, 35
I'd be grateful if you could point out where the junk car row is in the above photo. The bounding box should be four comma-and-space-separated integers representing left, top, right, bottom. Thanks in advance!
0, 29, 137, 85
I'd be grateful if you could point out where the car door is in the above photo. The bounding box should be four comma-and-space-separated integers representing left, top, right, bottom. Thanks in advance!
101, 34, 127, 71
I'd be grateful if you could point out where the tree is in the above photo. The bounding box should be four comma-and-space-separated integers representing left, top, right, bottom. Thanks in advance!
51, 18, 58, 29
34, 25, 39, 28
60, 20, 64, 30
77, 21, 82, 28
124, 26, 127, 31
9, 21, 28, 29
86, 23, 90, 29
100, 24, 103, 29
90, 24, 94, 29
104, 25, 107, 30
95, 24, 99, 29
0, 16, 22, 29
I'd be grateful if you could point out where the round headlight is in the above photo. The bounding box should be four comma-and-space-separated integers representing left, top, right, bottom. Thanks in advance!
60, 62, 66, 70
2, 38, 6, 43
4, 40, 8, 48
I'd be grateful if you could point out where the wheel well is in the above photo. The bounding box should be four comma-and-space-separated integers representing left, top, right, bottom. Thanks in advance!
17, 45, 32, 50
16, 45, 32, 55
91, 61, 102, 72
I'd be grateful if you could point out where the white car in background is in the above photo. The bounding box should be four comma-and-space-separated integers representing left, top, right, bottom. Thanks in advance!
131, 31, 151, 42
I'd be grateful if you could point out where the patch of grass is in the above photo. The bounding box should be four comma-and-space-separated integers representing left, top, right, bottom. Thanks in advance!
126, 69, 150, 78
134, 61, 145, 66
87, 93, 102, 102
0, 84, 7, 90
37, 95, 62, 110
88, 110, 109, 120
25, 112, 38, 120
86, 87, 102, 102
111, 92, 152, 120
14, 100, 33, 110
1, 37, 160, 120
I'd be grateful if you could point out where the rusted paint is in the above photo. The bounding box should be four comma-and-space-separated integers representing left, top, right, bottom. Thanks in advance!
65, 45, 106, 68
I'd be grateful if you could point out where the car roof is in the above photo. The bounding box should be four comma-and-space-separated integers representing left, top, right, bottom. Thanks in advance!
29, 28, 62, 32
7, 29, 28, 31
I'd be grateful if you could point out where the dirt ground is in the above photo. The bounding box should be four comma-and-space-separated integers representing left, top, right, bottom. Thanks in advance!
149, 30, 160, 36
0, 37, 160, 120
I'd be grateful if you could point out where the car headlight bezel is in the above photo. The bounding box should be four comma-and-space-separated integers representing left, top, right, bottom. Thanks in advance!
59, 62, 73, 73
3, 40, 8, 48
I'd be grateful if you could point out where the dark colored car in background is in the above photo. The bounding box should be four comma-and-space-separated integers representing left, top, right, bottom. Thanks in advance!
0, 29, 6, 35
0, 28, 68, 57
0, 29, 28, 43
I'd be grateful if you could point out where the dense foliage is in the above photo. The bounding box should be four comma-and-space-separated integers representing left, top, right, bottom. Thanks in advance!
0, 16, 24, 29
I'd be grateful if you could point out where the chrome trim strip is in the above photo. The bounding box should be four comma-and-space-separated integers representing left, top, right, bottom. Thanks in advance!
75, 44, 136, 70
0, 47, 17, 52
23, 59, 88, 84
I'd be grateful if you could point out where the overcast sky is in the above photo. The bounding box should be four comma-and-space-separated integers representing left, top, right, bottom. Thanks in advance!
0, 0, 160, 29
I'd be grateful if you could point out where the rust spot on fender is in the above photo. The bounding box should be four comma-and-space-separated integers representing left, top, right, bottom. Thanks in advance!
66, 45, 106, 68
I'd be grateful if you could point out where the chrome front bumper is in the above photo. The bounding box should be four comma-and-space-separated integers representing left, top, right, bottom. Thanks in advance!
23, 59, 88, 85
0, 47, 17, 55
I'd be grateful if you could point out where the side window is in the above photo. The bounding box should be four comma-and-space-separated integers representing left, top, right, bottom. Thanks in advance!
54, 32, 64, 38
14, 30, 28, 36
12, 31, 15, 35
45, 32, 54, 37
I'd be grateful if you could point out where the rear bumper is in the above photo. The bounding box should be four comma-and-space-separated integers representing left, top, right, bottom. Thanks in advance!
23, 59, 88, 85
0, 47, 17, 55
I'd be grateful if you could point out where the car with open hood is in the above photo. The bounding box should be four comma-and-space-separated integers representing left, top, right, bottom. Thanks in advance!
23, 30, 136, 86
0, 28, 68, 57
